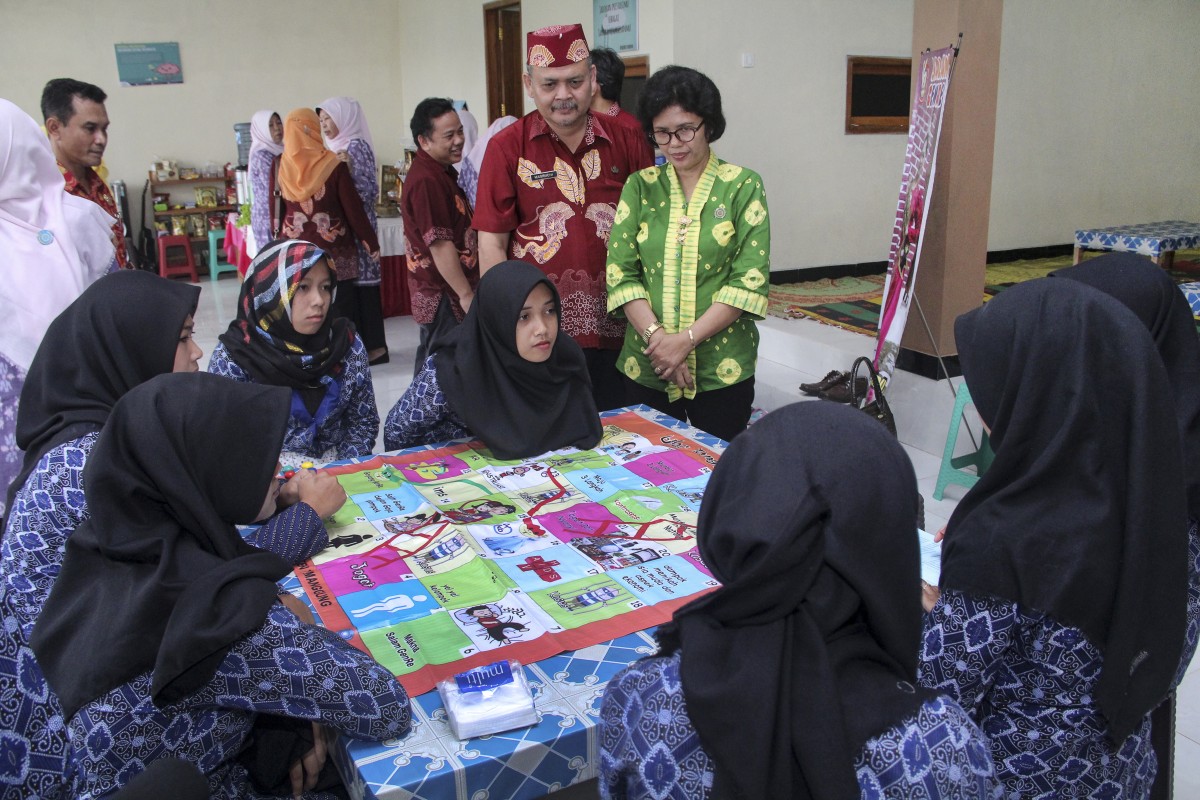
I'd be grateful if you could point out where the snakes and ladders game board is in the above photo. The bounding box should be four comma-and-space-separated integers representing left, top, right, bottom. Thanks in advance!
291, 409, 722, 696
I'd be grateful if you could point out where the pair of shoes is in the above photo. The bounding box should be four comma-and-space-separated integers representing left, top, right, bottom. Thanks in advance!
368, 348, 390, 366
800, 370, 848, 396
818, 376, 867, 404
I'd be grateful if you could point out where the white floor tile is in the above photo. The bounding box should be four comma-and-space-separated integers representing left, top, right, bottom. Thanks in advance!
1173, 731, 1200, 797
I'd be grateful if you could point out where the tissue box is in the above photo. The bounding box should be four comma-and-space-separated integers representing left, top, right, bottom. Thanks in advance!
437, 661, 538, 740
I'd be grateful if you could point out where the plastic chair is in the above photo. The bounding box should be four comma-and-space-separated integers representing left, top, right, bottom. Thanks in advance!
932, 382, 994, 500
156, 234, 199, 282
206, 228, 236, 280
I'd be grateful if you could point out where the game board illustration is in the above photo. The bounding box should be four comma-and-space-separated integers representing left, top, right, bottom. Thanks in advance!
290, 409, 722, 696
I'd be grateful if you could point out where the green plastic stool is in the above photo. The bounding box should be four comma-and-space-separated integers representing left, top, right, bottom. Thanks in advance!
207, 228, 237, 280
933, 383, 994, 500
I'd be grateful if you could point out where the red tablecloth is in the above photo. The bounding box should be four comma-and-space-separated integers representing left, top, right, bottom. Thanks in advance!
224, 215, 255, 277
380, 255, 410, 318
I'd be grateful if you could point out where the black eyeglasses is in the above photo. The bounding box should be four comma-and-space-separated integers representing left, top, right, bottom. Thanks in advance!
650, 122, 704, 146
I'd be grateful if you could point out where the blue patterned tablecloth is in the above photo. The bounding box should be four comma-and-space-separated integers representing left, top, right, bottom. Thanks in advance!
1074, 220, 1200, 258
276, 406, 726, 800
336, 631, 659, 799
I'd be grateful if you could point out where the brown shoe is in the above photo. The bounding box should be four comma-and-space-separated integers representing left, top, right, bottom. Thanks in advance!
818, 376, 868, 404
800, 370, 848, 396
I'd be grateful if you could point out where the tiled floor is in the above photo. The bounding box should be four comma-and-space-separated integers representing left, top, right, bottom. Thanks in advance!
190, 272, 1200, 795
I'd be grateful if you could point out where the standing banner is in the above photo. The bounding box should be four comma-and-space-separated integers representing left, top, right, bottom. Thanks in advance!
872, 44, 958, 387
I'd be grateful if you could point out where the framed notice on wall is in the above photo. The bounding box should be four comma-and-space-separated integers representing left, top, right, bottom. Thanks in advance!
115, 42, 184, 86
594, 0, 638, 53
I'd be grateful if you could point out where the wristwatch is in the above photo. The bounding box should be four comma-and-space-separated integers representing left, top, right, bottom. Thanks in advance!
642, 321, 663, 343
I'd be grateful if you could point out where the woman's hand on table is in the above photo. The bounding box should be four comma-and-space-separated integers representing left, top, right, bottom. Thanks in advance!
289, 722, 329, 798
294, 470, 347, 519
921, 581, 941, 612
278, 591, 317, 626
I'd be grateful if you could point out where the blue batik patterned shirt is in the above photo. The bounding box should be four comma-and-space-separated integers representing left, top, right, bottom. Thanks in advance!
599, 651, 999, 799
383, 355, 470, 452
209, 337, 380, 462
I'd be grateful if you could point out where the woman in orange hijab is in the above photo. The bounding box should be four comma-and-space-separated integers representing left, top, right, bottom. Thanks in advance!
277, 108, 381, 338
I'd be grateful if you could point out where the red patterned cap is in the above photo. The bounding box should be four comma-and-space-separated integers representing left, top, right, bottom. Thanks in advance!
526, 24, 590, 67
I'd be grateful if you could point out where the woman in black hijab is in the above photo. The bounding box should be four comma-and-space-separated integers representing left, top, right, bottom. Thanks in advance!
384, 260, 602, 459
1051, 252, 1200, 684
920, 279, 1188, 797
0, 270, 199, 798
599, 402, 997, 799
31, 373, 410, 798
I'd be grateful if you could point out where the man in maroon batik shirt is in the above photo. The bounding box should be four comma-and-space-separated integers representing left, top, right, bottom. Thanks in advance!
401, 97, 479, 374
41, 78, 128, 269
474, 24, 653, 411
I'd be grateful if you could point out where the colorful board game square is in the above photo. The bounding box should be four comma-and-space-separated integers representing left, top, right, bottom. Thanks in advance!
607, 556, 719, 604
417, 554, 512, 608
493, 542, 603, 593
359, 612, 471, 675
623, 450, 711, 485
336, 581, 443, 631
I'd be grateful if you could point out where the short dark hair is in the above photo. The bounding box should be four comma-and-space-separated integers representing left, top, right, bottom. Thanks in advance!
41, 78, 107, 124
590, 47, 625, 103
410, 97, 457, 143
637, 66, 725, 144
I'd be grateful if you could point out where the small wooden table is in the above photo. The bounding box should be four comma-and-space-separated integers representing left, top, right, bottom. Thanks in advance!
1074, 220, 1200, 269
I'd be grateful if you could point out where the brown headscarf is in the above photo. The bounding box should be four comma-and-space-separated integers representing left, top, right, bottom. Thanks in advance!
277, 108, 339, 202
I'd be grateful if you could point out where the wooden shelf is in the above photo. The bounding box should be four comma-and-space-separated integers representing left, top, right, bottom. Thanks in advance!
155, 205, 236, 217
148, 174, 232, 185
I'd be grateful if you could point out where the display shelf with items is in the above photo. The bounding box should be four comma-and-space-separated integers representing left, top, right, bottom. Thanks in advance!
148, 166, 239, 254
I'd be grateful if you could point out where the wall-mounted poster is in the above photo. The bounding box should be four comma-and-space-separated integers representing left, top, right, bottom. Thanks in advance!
594, 0, 638, 53
115, 43, 184, 86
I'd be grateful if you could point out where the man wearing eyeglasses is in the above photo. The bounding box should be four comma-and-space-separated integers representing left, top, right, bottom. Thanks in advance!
474, 24, 653, 411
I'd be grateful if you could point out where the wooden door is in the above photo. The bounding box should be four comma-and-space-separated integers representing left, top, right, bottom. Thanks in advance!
484, 1, 523, 123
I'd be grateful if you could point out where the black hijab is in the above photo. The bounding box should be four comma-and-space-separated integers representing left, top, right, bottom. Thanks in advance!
31, 373, 294, 719
7, 270, 200, 514
1051, 252, 1200, 523
942, 278, 1187, 742
656, 402, 931, 799
218, 239, 353, 412
434, 260, 601, 460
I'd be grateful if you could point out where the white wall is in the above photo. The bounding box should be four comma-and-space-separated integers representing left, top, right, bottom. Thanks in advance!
674, 0, 914, 270
988, 0, 1200, 249
397, 0, 488, 150
3, 0, 1197, 271
0, 0, 405, 196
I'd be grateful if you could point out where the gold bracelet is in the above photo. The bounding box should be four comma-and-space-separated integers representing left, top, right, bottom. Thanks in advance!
642, 321, 663, 343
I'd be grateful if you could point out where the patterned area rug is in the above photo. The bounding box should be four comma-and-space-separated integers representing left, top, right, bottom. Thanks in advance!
768, 251, 1200, 337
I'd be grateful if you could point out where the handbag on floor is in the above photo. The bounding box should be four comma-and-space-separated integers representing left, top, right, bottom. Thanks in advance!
849, 356, 897, 437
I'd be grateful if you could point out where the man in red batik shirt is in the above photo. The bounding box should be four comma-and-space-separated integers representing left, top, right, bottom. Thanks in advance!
41, 78, 128, 269
402, 97, 479, 375
474, 23, 653, 411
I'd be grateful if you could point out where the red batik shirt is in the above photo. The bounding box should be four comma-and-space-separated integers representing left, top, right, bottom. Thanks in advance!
58, 161, 127, 269
474, 111, 653, 350
401, 149, 479, 325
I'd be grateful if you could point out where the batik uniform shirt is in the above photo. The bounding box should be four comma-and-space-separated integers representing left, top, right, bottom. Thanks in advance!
0, 352, 20, 519
474, 111, 653, 350
248, 149, 278, 250
1175, 518, 1200, 686
67, 603, 411, 798
57, 161, 126, 269
0, 435, 328, 799
599, 652, 1000, 800
345, 139, 381, 286
919, 589, 1169, 798
281, 164, 380, 282
383, 355, 470, 452
606, 155, 770, 401
208, 337, 380, 462
401, 149, 479, 325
